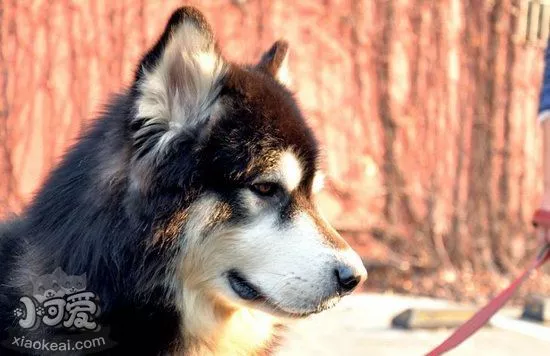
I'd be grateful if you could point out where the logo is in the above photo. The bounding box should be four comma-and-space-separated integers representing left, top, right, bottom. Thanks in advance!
2, 267, 115, 354
13, 267, 98, 330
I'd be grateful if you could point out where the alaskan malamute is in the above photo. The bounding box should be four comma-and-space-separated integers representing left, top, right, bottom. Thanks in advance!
0, 7, 366, 355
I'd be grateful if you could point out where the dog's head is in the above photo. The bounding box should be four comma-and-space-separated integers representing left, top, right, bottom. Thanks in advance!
128, 7, 366, 318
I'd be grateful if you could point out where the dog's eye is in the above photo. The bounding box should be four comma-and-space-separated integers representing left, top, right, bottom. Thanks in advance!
250, 182, 280, 197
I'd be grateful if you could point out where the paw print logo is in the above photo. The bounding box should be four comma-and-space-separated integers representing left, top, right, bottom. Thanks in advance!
13, 307, 24, 319
36, 306, 45, 317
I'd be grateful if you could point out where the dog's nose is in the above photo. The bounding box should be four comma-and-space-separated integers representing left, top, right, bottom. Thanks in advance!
335, 265, 364, 294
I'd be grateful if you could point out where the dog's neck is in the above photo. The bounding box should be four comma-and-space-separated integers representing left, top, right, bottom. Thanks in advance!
179, 288, 280, 355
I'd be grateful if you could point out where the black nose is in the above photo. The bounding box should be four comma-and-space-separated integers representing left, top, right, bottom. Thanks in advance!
335, 265, 362, 294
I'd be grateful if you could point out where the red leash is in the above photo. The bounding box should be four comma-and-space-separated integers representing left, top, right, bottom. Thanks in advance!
425, 210, 550, 355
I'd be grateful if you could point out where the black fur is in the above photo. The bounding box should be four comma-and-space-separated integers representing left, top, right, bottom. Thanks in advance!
0, 7, 319, 355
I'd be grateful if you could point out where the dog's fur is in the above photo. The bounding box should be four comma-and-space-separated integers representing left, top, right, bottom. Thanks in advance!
0, 7, 366, 355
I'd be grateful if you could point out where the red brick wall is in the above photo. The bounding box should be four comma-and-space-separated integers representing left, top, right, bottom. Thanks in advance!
0, 0, 544, 271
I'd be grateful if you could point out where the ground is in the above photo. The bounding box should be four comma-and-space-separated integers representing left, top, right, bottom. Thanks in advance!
277, 293, 550, 355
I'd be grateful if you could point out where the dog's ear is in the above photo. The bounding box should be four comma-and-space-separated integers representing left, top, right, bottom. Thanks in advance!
257, 40, 291, 86
131, 7, 226, 163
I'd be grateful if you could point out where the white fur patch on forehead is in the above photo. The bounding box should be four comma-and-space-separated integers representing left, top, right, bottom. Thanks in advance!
257, 150, 303, 192
278, 150, 303, 191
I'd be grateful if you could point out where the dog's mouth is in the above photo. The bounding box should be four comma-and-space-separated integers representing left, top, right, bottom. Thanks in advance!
227, 269, 264, 301
226, 269, 339, 318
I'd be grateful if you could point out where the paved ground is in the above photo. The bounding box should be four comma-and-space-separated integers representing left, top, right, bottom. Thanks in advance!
277, 293, 550, 355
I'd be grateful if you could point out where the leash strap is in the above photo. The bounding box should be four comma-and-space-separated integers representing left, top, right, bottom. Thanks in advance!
425, 243, 550, 356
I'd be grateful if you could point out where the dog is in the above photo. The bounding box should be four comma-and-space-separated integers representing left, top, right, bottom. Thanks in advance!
0, 7, 367, 355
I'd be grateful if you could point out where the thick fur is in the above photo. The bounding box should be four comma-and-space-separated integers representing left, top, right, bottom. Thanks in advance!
0, 7, 366, 356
